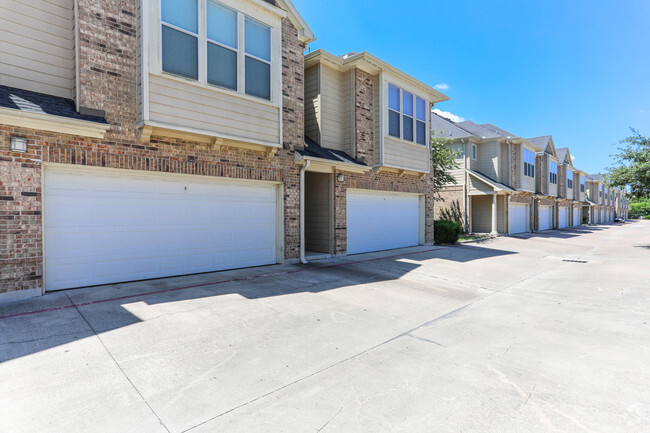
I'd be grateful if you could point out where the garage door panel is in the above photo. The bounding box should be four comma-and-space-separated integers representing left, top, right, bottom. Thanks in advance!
347, 191, 420, 255
44, 167, 278, 291
539, 206, 552, 231
510, 204, 528, 234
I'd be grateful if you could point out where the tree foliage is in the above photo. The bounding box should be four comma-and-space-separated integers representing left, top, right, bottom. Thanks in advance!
629, 198, 650, 219
431, 131, 460, 200
606, 129, 650, 200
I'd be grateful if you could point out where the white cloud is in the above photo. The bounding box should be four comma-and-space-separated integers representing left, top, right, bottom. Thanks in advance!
432, 108, 465, 123
434, 83, 449, 90
571, 155, 576, 162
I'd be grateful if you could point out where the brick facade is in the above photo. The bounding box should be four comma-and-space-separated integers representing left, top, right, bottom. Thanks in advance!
435, 186, 464, 225
333, 169, 434, 255
354, 69, 374, 165
0, 6, 306, 298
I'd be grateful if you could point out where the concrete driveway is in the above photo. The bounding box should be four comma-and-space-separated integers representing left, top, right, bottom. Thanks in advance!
1, 221, 649, 433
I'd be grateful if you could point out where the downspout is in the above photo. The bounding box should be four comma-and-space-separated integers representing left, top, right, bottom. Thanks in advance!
299, 160, 311, 264
462, 139, 468, 233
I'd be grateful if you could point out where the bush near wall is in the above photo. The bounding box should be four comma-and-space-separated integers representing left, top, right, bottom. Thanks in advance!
434, 220, 463, 245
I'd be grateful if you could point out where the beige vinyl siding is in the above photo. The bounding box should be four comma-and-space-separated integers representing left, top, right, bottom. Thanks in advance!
566, 170, 574, 200
447, 142, 465, 184
521, 146, 536, 192
473, 141, 498, 178
148, 74, 281, 145
383, 137, 430, 173
549, 181, 558, 197
497, 195, 506, 233
373, 74, 381, 166
305, 172, 331, 253
468, 175, 494, 194
471, 195, 492, 233
0, 0, 75, 98
499, 142, 509, 185
319, 65, 352, 154
304, 65, 320, 144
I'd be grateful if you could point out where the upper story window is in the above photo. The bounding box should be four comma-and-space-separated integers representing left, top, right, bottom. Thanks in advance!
524, 149, 535, 178
388, 84, 427, 145
550, 162, 558, 184
580, 176, 585, 192
599, 186, 603, 197
161, 0, 272, 100
567, 176, 573, 190
471, 144, 477, 160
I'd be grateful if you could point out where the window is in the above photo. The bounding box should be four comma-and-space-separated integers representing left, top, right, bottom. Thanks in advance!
599, 186, 603, 197
580, 176, 585, 192
388, 84, 427, 145
161, 0, 273, 100
471, 144, 477, 160
524, 149, 535, 178
567, 177, 573, 189
550, 162, 558, 184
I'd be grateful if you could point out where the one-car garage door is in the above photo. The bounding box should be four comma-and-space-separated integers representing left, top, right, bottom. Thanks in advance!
558, 206, 569, 229
573, 208, 581, 226
509, 203, 528, 234
346, 190, 421, 255
44, 166, 279, 291
539, 205, 552, 231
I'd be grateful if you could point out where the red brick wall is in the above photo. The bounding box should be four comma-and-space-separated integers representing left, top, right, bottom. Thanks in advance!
354, 69, 374, 165
332, 169, 434, 255
0, 8, 305, 297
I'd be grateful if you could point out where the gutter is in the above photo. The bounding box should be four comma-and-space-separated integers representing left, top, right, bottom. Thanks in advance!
299, 160, 311, 264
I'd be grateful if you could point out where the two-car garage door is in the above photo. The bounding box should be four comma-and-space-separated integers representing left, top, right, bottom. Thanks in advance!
346, 190, 421, 255
44, 166, 279, 291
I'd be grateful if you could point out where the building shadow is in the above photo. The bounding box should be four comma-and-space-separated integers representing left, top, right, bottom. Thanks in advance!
0, 244, 517, 363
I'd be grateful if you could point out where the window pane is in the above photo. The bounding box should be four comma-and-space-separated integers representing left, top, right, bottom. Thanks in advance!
245, 56, 270, 99
416, 97, 426, 121
162, 0, 197, 33
208, 43, 237, 90
403, 91, 414, 117
403, 115, 413, 141
388, 84, 400, 111
207, 0, 237, 48
162, 26, 198, 79
416, 120, 426, 145
245, 17, 270, 61
388, 110, 400, 138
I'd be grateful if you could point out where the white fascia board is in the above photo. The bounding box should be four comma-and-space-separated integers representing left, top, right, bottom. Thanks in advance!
0, 107, 110, 139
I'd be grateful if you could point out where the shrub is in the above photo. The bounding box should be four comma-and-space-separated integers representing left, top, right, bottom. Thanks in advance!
583, 216, 589, 225
434, 220, 463, 245
644, 215, 650, 220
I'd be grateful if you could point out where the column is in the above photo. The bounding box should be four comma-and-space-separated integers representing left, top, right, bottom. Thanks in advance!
491, 194, 498, 235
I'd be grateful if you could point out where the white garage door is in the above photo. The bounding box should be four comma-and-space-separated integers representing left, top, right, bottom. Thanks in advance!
347, 190, 420, 255
558, 207, 569, 229
573, 208, 581, 226
44, 166, 278, 291
539, 205, 552, 231
509, 203, 528, 234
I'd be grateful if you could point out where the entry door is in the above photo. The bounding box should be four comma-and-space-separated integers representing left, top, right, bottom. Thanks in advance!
558, 207, 568, 228
573, 208, 581, 226
539, 205, 552, 231
346, 190, 421, 255
509, 203, 528, 234
44, 166, 279, 291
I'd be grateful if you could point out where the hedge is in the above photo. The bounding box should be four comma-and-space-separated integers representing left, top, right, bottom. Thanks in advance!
434, 220, 463, 245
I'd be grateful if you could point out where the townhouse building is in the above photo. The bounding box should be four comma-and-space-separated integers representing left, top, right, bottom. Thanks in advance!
301, 50, 448, 256
555, 148, 583, 228
0, 0, 452, 302
1, 0, 318, 302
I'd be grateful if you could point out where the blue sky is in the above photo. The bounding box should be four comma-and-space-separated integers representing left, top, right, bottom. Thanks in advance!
292, 0, 650, 175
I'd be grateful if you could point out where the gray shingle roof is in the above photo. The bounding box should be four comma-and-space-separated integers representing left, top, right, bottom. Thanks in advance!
527, 135, 552, 149
0, 85, 107, 124
455, 121, 500, 139
587, 174, 605, 182
430, 112, 473, 140
556, 147, 569, 163
480, 123, 520, 139
302, 137, 367, 167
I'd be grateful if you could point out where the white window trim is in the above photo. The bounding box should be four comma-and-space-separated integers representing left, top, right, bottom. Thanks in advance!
385, 80, 429, 147
523, 148, 535, 178
150, 0, 282, 108
471, 144, 477, 160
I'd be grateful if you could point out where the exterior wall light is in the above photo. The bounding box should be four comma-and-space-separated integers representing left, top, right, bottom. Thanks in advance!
337, 173, 345, 182
10, 136, 28, 153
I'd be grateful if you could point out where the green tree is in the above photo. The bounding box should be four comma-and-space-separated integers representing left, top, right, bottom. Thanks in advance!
431, 131, 460, 200
607, 129, 650, 200
629, 198, 650, 218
